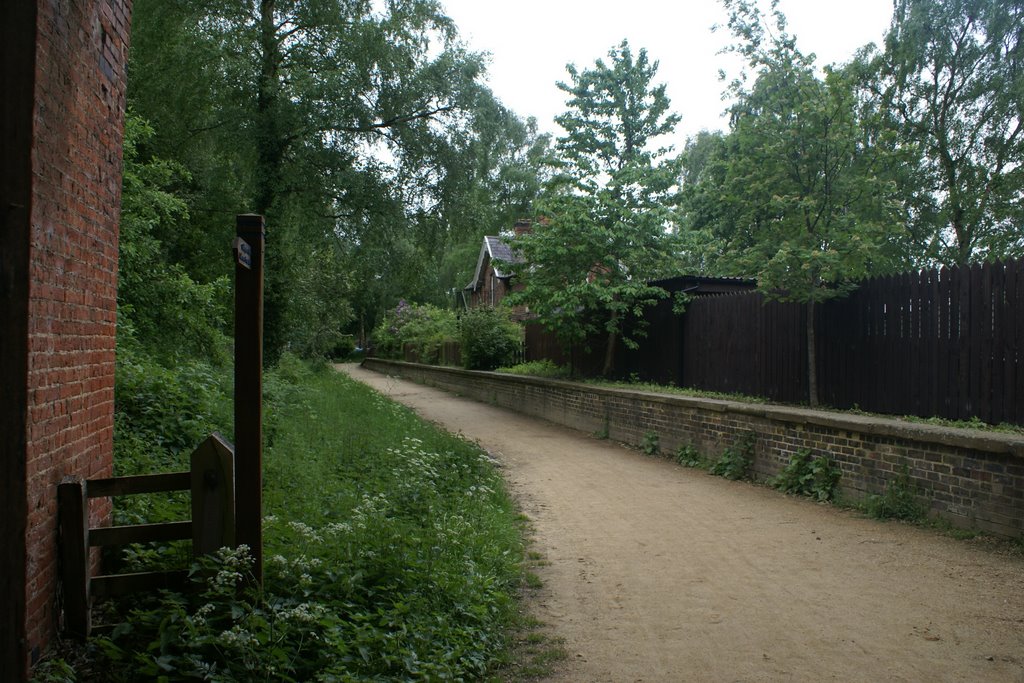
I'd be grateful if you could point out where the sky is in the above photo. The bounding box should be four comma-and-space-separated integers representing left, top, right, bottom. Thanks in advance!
440, 0, 895, 147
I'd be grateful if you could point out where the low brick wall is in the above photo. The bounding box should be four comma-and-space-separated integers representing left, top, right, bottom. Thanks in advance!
362, 359, 1024, 539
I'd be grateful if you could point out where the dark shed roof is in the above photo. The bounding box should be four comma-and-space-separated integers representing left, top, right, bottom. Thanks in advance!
649, 275, 757, 296
465, 235, 524, 291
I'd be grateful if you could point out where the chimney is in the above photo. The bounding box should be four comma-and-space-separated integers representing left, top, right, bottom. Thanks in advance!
513, 219, 532, 237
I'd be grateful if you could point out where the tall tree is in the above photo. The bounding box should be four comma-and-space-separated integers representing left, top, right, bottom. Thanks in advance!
128, 0, 495, 359
870, 0, 1024, 265
707, 0, 904, 406
509, 40, 681, 376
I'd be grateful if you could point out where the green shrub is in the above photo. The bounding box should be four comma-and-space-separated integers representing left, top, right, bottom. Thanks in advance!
865, 465, 926, 521
641, 431, 660, 455
93, 367, 526, 681
114, 350, 230, 460
675, 444, 707, 468
771, 449, 842, 502
372, 300, 458, 362
459, 306, 522, 371
118, 113, 231, 367
709, 433, 755, 480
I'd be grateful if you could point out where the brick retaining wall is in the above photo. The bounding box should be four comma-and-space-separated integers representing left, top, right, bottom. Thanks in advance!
362, 359, 1024, 539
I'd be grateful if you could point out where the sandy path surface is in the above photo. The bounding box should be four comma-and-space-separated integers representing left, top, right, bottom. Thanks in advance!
338, 364, 1024, 682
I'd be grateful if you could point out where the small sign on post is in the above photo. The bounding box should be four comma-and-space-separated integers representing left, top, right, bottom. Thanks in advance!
234, 214, 264, 584
232, 237, 252, 270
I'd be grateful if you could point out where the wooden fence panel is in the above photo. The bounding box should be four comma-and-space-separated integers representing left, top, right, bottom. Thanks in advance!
1015, 260, 1024, 425
958, 264, 973, 419
989, 262, 1004, 424
517, 259, 1022, 426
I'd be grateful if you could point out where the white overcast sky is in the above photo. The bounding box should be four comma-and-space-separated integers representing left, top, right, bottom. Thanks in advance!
440, 0, 895, 147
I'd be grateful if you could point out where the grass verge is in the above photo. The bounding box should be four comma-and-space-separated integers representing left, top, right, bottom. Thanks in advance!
45, 360, 528, 682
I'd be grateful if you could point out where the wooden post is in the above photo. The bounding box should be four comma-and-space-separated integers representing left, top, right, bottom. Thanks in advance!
190, 433, 236, 557
234, 214, 264, 583
57, 477, 90, 638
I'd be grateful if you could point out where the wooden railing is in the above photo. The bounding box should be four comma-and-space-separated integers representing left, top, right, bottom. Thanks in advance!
58, 433, 235, 637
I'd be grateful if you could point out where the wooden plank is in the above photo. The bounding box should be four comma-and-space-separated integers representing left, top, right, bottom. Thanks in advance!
990, 262, 1005, 424
909, 270, 923, 416
801, 299, 811, 404
89, 521, 192, 547
979, 261, 994, 423
1013, 259, 1024, 425
771, 298, 782, 401
841, 289, 860, 409
858, 279, 874, 411
857, 280, 875, 410
90, 570, 190, 599
86, 471, 190, 498
937, 267, 951, 418
892, 274, 904, 415
946, 265, 961, 420
967, 263, 983, 420
879, 275, 892, 414
840, 292, 855, 408
958, 264, 973, 420
875, 277, 889, 414
926, 268, 940, 417
902, 271, 915, 415
789, 299, 798, 404
58, 478, 90, 638
192, 432, 236, 556
819, 296, 834, 406
868, 276, 883, 413
999, 260, 1014, 423
764, 295, 773, 401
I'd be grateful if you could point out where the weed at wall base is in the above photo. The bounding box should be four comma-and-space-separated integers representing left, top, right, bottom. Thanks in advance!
771, 449, 842, 502
865, 465, 926, 521
641, 431, 660, 456
675, 445, 708, 469
709, 432, 755, 480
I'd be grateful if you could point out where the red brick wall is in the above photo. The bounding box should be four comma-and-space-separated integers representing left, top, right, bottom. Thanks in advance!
1, 1, 38, 678
20, 0, 130, 672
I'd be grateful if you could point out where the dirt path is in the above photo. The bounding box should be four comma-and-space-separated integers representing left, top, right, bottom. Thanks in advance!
338, 364, 1024, 682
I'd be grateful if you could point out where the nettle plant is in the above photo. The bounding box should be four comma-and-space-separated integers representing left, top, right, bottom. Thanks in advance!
95, 545, 341, 681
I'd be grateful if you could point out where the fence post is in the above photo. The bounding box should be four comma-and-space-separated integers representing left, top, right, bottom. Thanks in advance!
234, 214, 264, 584
190, 433, 236, 557
57, 477, 89, 638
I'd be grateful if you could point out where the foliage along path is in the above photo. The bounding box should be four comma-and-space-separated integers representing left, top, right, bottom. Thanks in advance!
338, 364, 1024, 682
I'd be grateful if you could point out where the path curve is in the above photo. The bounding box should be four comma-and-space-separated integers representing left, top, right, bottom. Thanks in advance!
338, 364, 1024, 682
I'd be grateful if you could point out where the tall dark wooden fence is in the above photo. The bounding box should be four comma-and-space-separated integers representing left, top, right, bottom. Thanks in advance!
529, 259, 1024, 426
679, 293, 808, 404
670, 259, 1024, 425
817, 260, 1023, 425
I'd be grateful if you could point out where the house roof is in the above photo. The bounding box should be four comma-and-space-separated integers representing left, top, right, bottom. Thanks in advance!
465, 235, 524, 291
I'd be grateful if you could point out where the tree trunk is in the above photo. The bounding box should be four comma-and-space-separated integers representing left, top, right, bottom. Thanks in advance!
602, 311, 619, 377
807, 299, 818, 408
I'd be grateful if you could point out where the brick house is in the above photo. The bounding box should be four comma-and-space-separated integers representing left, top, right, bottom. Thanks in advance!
463, 219, 532, 318
2, 1, 131, 679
